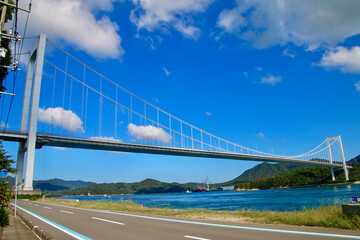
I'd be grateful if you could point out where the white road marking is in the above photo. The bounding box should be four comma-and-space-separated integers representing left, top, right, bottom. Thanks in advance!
34, 204, 40, 206
44, 207, 52, 209
184, 235, 210, 240
60, 210, 74, 214
91, 217, 124, 225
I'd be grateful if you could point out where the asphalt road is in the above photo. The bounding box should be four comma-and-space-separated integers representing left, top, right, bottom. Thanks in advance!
13, 200, 360, 240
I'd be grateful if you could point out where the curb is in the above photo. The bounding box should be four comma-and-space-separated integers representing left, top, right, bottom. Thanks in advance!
9, 205, 54, 240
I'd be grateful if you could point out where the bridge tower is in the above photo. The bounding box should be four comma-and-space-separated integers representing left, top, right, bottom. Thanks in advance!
16, 33, 46, 191
326, 136, 349, 181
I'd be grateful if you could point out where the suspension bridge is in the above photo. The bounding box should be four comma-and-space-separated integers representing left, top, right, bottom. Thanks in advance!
0, 34, 350, 192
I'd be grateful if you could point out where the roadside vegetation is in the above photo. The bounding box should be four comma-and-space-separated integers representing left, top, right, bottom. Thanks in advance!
0, 143, 15, 227
11, 194, 43, 201
38, 199, 360, 230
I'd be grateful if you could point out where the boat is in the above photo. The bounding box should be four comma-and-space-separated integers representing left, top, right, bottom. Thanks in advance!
191, 188, 207, 193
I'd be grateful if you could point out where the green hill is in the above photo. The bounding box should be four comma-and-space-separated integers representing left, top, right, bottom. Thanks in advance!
235, 155, 360, 190
0, 177, 95, 196
347, 155, 360, 166
63, 178, 193, 195
217, 162, 305, 187
33, 178, 95, 190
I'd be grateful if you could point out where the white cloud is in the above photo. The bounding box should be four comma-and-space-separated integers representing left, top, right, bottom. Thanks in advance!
127, 123, 171, 143
130, 0, 212, 39
205, 112, 212, 116
283, 49, 295, 59
260, 75, 282, 85
217, 0, 360, 49
256, 132, 265, 139
162, 67, 171, 76
38, 107, 84, 133
355, 81, 360, 91
319, 46, 360, 73
88, 136, 123, 143
20, 0, 123, 59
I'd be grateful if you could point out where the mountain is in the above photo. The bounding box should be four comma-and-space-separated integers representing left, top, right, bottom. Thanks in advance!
0, 177, 95, 189
63, 178, 193, 195
0, 177, 95, 196
33, 178, 95, 191
217, 162, 305, 186
235, 160, 360, 190
34, 182, 68, 191
347, 154, 360, 166
218, 154, 360, 187
234, 155, 360, 190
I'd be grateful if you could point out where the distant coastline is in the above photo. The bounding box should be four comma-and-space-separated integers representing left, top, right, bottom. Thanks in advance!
234, 181, 360, 191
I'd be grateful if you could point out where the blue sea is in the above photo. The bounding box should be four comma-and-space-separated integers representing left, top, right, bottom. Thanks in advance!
63, 184, 360, 212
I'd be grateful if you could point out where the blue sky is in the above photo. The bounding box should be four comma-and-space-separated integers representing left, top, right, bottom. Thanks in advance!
2, 0, 360, 184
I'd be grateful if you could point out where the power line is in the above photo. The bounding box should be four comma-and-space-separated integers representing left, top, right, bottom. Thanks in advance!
4, 0, 31, 129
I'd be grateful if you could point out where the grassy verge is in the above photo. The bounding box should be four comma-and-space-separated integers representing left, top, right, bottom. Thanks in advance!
11, 194, 43, 201
38, 199, 360, 230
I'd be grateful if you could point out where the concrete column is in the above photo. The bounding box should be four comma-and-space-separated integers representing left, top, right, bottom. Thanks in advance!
23, 33, 46, 191
15, 49, 36, 187
337, 136, 349, 181
326, 139, 335, 181
20, 50, 36, 133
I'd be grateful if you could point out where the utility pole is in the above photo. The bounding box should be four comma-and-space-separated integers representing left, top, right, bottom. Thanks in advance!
0, 0, 8, 33
0, 0, 31, 45
0, 0, 8, 57
0, 0, 31, 96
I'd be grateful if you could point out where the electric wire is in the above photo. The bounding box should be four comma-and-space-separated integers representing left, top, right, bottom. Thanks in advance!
16, 0, 31, 67
4, 0, 31, 129
4, 0, 20, 129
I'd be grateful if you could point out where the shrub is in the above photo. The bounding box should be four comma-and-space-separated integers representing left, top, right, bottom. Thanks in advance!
0, 181, 13, 226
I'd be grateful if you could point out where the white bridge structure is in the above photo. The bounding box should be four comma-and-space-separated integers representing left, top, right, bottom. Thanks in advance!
0, 34, 350, 191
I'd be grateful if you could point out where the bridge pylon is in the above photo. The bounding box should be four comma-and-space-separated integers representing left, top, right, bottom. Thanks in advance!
326, 136, 349, 181
16, 33, 46, 191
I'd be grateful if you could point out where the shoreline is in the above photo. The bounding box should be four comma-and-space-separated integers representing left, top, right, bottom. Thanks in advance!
235, 181, 360, 191
57, 182, 360, 197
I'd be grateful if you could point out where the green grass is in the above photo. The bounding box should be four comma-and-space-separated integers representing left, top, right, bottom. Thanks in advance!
11, 194, 43, 201
38, 199, 360, 230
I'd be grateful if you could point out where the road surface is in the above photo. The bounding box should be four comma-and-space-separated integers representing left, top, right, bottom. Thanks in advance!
13, 200, 360, 240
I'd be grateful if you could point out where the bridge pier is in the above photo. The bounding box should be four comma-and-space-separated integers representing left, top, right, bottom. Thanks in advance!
16, 33, 46, 191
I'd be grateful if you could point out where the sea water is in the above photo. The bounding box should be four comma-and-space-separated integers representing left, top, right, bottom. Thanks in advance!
63, 184, 360, 212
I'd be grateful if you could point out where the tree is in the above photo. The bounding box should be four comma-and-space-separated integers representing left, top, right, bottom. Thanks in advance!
0, 141, 14, 226
0, 0, 15, 92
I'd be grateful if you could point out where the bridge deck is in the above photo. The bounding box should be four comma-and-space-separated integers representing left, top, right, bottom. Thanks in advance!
0, 131, 346, 168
